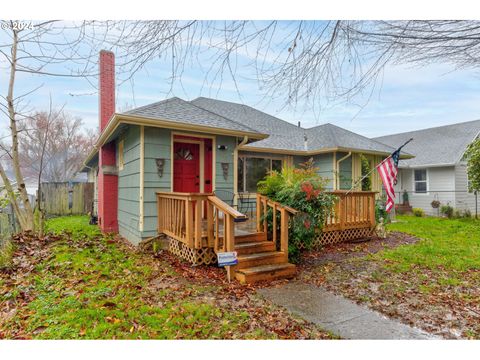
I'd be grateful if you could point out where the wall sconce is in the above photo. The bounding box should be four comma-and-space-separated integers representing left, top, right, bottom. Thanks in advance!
155, 158, 165, 177
221, 162, 229, 180
217, 145, 228, 150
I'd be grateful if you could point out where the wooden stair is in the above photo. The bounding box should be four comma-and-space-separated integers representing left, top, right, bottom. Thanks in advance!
232, 233, 296, 284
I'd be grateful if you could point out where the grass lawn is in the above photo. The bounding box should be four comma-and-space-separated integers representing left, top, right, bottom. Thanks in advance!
299, 215, 480, 339
384, 215, 480, 272
0, 216, 332, 339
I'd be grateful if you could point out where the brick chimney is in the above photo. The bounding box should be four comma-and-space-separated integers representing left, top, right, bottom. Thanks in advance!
97, 50, 118, 233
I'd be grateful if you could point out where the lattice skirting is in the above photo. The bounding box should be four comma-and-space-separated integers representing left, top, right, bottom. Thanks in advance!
168, 237, 217, 266
312, 227, 375, 248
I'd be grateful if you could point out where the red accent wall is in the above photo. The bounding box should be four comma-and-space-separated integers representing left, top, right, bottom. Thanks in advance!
97, 51, 118, 233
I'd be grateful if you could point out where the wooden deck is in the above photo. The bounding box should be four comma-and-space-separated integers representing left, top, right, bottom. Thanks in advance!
156, 191, 377, 283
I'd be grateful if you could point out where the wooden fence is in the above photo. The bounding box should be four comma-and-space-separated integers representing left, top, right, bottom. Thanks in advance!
0, 205, 18, 244
40, 182, 94, 216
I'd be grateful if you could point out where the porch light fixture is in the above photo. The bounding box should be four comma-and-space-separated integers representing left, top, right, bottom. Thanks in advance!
155, 158, 165, 177
221, 162, 229, 180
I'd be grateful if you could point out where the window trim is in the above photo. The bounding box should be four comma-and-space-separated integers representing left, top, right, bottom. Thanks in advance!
413, 168, 429, 195
238, 154, 283, 194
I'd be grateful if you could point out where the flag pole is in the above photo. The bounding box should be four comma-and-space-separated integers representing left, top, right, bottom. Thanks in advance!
345, 138, 414, 196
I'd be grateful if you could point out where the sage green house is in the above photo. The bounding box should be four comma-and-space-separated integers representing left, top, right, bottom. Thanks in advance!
83, 96, 398, 245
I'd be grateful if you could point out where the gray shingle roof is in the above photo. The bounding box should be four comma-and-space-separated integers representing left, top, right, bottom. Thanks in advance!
307, 123, 396, 154
192, 97, 395, 154
191, 97, 306, 151
373, 120, 480, 167
122, 97, 263, 136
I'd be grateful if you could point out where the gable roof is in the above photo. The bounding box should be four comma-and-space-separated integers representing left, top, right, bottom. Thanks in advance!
191, 97, 397, 155
373, 119, 480, 167
123, 97, 264, 137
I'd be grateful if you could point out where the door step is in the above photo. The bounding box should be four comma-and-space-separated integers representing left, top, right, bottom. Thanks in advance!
234, 251, 286, 269
235, 241, 275, 255
234, 263, 296, 284
233, 232, 267, 244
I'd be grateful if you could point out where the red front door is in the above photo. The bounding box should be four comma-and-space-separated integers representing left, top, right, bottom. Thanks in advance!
173, 142, 200, 193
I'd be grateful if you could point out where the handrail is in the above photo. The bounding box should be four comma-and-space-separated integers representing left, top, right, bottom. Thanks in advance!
256, 193, 296, 261
261, 196, 298, 215
157, 191, 214, 200
207, 195, 248, 220
156, 192, 248, 262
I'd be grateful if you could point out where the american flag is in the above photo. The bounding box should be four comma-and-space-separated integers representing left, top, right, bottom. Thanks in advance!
376, 149, 401, 212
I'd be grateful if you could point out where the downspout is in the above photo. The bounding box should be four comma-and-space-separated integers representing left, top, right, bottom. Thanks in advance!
336, 152, 352, 190
234, 136, 249, 206
238, 135, 249, 148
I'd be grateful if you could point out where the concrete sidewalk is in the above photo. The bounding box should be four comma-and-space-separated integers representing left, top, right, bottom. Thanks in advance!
258, 281, 439, 339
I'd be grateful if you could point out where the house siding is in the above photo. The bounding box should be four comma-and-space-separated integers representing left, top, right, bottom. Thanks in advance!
454, 162, 478, 214
117, 125, 142, 244
336, 152, 353, 190
141, 127, 172, 238
394, 166, 456, 215
215, 135, 236, 202
136, 131, 237, 239
312, 153, 334, 190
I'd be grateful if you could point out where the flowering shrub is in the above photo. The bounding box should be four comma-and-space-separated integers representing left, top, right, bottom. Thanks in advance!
257, 159, 336, 263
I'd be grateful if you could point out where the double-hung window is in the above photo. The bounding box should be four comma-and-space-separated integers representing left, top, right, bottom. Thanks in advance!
414, 169, 427, 193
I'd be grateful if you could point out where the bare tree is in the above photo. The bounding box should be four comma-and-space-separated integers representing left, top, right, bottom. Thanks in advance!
108, 20, 480, 109
0, 20, 104, 231
18, 110, 96, 183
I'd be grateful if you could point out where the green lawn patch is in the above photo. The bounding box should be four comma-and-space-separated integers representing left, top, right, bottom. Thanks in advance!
299, 215, 480, 339
382, 215, 480, 272
1, 215, 331, 339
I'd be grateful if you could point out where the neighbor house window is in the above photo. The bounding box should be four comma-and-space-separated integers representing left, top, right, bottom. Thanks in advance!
238, 156, 283, 193
414, 169, 427, 193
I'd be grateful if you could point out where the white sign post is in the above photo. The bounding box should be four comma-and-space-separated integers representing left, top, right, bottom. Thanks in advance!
217, 252, 238, 283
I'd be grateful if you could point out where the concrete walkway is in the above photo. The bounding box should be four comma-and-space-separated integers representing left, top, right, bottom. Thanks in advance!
258, 281, 439, 339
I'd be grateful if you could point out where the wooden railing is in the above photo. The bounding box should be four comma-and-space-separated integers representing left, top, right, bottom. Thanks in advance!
256, 194, 298, 260
207, 195, 247, 254
156, 192, 247, 251
323, 191, 376, 232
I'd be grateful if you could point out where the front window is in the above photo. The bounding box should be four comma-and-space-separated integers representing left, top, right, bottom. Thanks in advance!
238, 156, 283, 193
414, 169, 427, 193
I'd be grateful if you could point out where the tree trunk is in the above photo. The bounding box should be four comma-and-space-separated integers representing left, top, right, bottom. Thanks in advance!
5, 27, 35, 231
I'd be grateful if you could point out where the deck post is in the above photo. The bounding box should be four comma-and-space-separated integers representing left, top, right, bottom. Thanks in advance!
280, 208, 289, 261
157, 195, 162, 233
185, 197, 194, 248
256, 193, 262, 232
225, 213, 235, 282
272, 203, 277, 246
207, 201, 214, 247
262, 197, 268, 234
339, 193, 345, 231
194, 198, 202, 248
369, 193, 376, 228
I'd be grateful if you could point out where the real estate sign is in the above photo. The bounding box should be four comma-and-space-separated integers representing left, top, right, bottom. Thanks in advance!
217, 252, 238, 267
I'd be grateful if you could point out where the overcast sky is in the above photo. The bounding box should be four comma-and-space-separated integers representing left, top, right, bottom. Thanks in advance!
2, 21, 480, 139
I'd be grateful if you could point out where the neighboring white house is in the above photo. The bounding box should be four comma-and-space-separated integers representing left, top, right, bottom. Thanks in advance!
374, 120, 480, 216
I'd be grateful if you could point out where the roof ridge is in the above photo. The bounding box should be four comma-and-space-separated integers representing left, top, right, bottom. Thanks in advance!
122, 96, 182, 114
309, 123, 396, 152
374, 118, 480, 139
192, 96, 302, 131
188, 98, 260, 135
